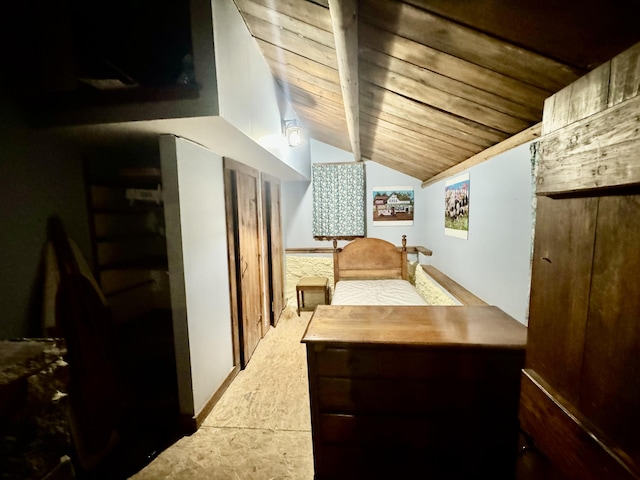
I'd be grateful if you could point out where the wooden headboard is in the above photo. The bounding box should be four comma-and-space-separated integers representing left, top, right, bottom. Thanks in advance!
332, 236, 408, 285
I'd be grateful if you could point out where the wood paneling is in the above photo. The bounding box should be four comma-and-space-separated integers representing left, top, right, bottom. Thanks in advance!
421, 123, 542, 188
261, 173, 285, 327
526, 195, 597, 401
405, 0, 640, 70
519, 370, 638, 480
541, 63, 610, 136
582, 193, 640, 466
609, 42, 640, 107
235, 1, 640, 182
360, 56, 536, 131
537, 95, 640, 195
521, 42, 640, 480
359, 24, 552, 108
224, 159, 264, 367
361, 0, 579, 91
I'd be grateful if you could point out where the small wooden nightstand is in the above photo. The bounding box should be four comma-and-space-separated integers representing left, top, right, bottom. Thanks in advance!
296, 276, 330, 316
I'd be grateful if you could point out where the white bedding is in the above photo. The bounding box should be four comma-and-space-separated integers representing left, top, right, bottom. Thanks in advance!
331, 279, 428, 306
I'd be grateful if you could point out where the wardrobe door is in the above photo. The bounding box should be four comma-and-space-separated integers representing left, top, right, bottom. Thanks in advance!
224, 159, 263, 367
262, 173, 285, 327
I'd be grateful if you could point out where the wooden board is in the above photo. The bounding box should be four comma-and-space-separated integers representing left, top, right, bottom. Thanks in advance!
261, 173, 285, 327
520, 370, 639, 480
608, 41, 640, 108
541, 62, 610, 136
302, 305, 526, 348
582, 193, 640, 465
420, 265, 487, 305
537, 95, 640, 195
526, 195, 597, 402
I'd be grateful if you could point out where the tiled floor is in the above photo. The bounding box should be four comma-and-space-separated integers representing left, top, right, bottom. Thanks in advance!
130, 308, 315, 480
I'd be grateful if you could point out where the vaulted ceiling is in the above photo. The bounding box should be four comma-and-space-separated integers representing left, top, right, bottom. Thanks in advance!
234, 0, 640, 183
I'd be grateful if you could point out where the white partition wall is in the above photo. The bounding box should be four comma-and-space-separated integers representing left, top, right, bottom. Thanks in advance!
160, 135, 234, 420
422, 142, 535, 324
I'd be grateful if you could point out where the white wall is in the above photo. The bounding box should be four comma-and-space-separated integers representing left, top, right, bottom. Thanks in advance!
211, 0, 311, 179
282, 139, 427, 249
160, 135, 234, 418
423, 142, 535, 324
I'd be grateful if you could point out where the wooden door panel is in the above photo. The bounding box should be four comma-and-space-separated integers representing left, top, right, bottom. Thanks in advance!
223, 168, 241, 367
583, 193, 640, 465
236, 170, 263, 363
527, 195, 597, 402
270, 181, 285, 325
261, 175, 285, 327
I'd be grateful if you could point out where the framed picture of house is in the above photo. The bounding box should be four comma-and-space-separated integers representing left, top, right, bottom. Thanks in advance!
445, 173, 470, 239
372, 186, 414, 226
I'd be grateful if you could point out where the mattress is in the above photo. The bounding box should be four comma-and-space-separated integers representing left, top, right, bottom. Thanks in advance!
331, 279, 428, 306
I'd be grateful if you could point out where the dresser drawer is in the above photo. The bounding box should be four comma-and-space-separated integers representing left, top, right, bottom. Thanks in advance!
313, 346, 524, 381
316, 376, 520, 414
317, 412, 518, 450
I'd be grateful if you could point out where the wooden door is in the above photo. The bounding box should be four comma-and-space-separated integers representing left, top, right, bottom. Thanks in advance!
262, 173, 285, 327
224, 159, 263, 367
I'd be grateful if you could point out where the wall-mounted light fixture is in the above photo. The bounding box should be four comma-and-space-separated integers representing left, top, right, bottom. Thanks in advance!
282, 119, 303, 147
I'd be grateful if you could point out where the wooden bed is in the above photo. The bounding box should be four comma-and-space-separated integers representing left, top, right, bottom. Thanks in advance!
303, 236, 528, 478
332, 235, 409, 283
331, 235, 428, 306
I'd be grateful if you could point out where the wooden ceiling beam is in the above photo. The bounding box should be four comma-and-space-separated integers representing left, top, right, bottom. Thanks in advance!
421, 123, 542, 188
329, 0, 361, 161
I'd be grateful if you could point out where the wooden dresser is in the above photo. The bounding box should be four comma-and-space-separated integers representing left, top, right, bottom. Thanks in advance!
302, 305, 527, 479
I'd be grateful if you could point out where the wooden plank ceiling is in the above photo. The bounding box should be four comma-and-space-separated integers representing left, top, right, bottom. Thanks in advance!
234, 0, 640, 182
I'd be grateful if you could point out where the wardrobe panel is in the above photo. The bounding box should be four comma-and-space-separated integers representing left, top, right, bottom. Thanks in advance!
583, 192, 640, 462
526, 195, 597, 402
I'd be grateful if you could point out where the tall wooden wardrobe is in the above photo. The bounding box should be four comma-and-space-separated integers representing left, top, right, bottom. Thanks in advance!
519, 42, 640, 479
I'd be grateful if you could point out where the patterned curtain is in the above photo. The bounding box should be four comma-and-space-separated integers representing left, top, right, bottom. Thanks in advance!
312, 162, 365, 239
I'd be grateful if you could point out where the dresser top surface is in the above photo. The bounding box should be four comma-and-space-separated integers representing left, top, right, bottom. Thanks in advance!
301, 305, 527, 350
